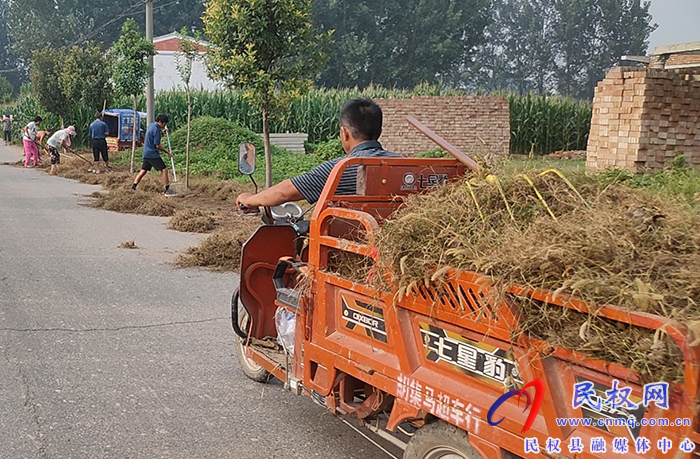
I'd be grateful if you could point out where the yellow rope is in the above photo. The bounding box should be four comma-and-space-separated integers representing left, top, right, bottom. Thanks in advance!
464, 169, 582, 223
515, 174, 557, 221
465, 179, 485, 223
538, 169, 590, 209
486, 174, 515, 221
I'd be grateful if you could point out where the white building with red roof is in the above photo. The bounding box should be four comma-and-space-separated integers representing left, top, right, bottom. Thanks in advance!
153, 33, 221, 92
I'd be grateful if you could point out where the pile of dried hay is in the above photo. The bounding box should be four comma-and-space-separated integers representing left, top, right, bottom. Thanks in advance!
168, 209, 216, 233
176, 221, 259, 271
192, 181, 247, 202
90, 189, 175, 217
375, 171, 700, 382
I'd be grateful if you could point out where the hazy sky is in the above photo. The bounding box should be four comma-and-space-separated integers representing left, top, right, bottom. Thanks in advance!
647, 0, 700, 52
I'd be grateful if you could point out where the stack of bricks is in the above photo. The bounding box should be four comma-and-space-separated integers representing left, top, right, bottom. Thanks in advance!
587, 66, 700, 171
375, 96, 510, 157
665, 54, 700, 68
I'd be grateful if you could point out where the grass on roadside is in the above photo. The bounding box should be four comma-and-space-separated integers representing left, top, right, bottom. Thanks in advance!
500, 156, 587, 175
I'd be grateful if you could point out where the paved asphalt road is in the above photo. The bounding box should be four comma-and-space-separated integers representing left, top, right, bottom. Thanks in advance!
0, 144, 396, 459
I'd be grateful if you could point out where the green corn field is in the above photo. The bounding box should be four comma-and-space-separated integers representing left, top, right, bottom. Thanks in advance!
5, 84, 592, 155
508, 93, 592, 155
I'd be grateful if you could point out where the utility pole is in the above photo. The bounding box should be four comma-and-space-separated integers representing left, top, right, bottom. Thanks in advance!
146, 0, 155, 124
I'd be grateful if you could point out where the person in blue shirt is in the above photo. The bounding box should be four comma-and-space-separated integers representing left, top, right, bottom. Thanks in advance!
89, 112, 110, 174
236, 98, 397, 209
131, 114, 174, 195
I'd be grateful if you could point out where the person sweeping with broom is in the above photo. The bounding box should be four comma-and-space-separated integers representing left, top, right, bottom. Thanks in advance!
89, 112, 110, 174
46, 126, 76, 175
130, 114, 175, 196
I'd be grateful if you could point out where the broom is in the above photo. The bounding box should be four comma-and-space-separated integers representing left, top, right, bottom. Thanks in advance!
164, 127, 189, 195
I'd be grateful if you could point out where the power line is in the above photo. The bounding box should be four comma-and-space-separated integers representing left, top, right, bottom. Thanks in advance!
69, 2, 145, 47
69, 0, 186, 47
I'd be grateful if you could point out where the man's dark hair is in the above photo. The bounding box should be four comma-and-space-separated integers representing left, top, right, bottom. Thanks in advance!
339, 98, 382, 141
95, 112, 103, 120
34, 116, 42, 123
156, 114, 169, 124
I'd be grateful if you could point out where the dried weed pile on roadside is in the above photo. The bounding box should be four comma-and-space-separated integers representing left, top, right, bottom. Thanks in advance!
176, 219, 259, 270
118, 240, 137, 249
168, 209, 216, 233
90, 189, 175, 217
374, 169, 700, 382
190, 180, 247, 202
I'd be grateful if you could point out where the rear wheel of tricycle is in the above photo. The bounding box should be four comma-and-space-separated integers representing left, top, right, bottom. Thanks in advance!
234, 299, 270, 383
403, 421, 483, 459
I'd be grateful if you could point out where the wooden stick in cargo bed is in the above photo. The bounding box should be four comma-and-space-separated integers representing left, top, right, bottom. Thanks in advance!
406, 115, 481, 173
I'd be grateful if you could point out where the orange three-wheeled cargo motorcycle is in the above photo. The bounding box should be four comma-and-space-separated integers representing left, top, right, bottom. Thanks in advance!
230, 133, 700, 459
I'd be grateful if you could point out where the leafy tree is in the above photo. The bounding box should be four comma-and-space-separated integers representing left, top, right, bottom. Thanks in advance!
550, 0, 600, 98
468, 0, 556, 94
60, 42, 114, 111
154, 0, 205, 36
3, 0, 205, 88
550, 0, 655, 99
0, 0, 22, 92
26, 42, 113, 132
204, 0, 331, 188
312, 0, 490, 89
0, 74, 13, 102
110, 18, 155, 173
7, 0, 98, 59
175, 27, 203, 189
29, 47, 72, 123
466, 0, 654, 99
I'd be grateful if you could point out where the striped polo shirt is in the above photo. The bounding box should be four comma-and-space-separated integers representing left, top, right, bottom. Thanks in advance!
290, 140, 399, 203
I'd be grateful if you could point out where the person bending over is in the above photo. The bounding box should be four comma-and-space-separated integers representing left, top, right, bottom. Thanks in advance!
236, 98, 398, 210
46, 126, 76, 175
21, 116, 42, 167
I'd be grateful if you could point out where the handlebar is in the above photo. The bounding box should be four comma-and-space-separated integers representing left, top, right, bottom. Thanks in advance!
238, 202, 306, 228
238, 202, 260, 215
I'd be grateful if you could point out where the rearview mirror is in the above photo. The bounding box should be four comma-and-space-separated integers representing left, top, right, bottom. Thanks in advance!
238, 143, 256, 175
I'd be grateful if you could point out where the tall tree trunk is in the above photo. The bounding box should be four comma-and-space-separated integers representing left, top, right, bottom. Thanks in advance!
130, 95, 137, 174
262, 106, 272, 189
186, 86, 191, 189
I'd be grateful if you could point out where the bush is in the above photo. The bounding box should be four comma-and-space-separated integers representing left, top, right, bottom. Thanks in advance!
167, 116, 326, 182
0, 75, 13, 103
313, 138, 344, 161
595, 156, 700, 208
416, 147, 450, 158
9, 86, 94, 146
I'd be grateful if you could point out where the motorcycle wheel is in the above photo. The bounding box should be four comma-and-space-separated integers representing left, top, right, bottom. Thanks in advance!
403, 421, 483, 459
234, 301, 271, 383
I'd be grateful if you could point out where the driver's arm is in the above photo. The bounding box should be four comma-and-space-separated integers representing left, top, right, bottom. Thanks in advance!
236, 179, 304, 209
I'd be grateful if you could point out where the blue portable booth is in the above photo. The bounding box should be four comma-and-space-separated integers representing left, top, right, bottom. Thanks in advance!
103, 109, 147, 151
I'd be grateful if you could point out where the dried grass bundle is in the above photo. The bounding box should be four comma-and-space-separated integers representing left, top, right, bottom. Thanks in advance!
374, 171, 700, 381
168, 209, 216, 233
176, 223, 258, 271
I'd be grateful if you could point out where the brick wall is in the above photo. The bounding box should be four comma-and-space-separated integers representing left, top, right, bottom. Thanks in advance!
665, 54, 700, 67
586, 66, 700, 171
375, 96, 510, 157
